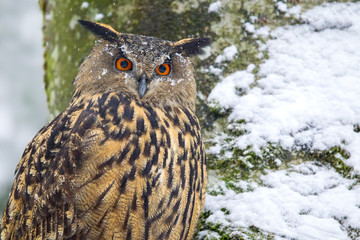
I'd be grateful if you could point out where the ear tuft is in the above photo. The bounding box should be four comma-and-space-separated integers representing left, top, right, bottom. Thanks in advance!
78, 20, 119, 43
172, 38, 212, 56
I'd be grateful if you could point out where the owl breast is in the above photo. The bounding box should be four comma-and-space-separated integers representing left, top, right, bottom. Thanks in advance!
71, 92, 207, 240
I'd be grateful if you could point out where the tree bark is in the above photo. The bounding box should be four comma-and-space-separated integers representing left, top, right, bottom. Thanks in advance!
39, 0, 214, 119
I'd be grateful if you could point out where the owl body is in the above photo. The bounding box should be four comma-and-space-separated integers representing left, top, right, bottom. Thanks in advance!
1, 21, 209, 240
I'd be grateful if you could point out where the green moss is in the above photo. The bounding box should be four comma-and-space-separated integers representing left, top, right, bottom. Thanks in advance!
132, 0, 214, 41
208, 139, 355, 186
354, 124, 360, 133
334, 216, 360, 240
346, 226, 360, 240
207, 144, 291, 188
307, 146, 354, 179
198, 99, 230, 130
194, 210, 275, 240
205, 114, 294, 187
221, 207, 230, 215
201, 0, 359, 201
203, 142, 358, 238
41, 0, 132, 117
206, 112, 356, 190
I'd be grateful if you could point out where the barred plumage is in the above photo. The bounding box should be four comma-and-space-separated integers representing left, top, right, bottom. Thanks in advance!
1, 20, 210, 240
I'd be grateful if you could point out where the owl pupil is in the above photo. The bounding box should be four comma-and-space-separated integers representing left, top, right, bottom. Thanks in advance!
158, 65, 166, 73
120, 60, 128, 68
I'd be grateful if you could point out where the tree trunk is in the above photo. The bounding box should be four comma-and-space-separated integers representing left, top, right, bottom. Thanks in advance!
39, 0, 214, 119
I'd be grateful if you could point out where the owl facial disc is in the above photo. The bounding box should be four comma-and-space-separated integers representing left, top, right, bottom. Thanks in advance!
138, 74, 147, 98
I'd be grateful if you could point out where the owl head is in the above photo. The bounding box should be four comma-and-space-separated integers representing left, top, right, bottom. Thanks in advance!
74, 20, 211, 111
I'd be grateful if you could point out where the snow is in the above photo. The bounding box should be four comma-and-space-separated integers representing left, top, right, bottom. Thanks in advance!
206, 163, 359, 239
243, 22, 256, 33
209, 2, 360, 159
215, 45, 238, 63
208, 1, 222, 13
207, 2, 360, 239
209, 70, 254, 109
302, 3, 353, 31
275, 2, 302, 18
276, 2, 288, 13
81, 2, 89, 9
95, 13, 104, 21
286, 5, 302, 18
203, 65, 222, 76
249, 16, 258, 24
254, 26, 270, 38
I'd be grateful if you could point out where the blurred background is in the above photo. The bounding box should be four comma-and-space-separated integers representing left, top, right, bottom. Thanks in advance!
0, 0, 48, 210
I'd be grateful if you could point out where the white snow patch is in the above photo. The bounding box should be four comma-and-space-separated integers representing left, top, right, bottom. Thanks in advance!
205, 163, 359, 239
206, 65, 223, 76
249, 16, 258, 24
286, 5, 302, 18
69, 15, 79, 30
301, 2, 353, 31
215, 45, 238, 63
209, 2, 360, 163
80, 2, 89, 9
208, 1, 222, 13
198, 45, 212, 60
243, 22, 255, 33
95, 13, 104, 21
276, 2, 288, 13
254, 26, 270, 38
45, 13, 52, 21
246, 63, 255, 73
209, 70, 254, 109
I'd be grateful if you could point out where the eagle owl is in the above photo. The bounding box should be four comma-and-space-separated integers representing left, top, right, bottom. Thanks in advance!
1, 20, 210, 240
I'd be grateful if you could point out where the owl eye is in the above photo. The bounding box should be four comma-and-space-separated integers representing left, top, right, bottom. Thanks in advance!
155, 63, 171, 76
115, 58, 132, 71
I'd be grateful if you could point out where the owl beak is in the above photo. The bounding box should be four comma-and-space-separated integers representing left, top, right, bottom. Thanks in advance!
138, 74, 147, 98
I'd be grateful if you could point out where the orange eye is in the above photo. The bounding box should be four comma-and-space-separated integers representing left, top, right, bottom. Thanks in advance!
156, 63, 171, 75
115, 58, 132, 71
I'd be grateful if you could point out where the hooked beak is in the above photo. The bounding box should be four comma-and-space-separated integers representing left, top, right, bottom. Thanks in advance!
138, 74, 147, 98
